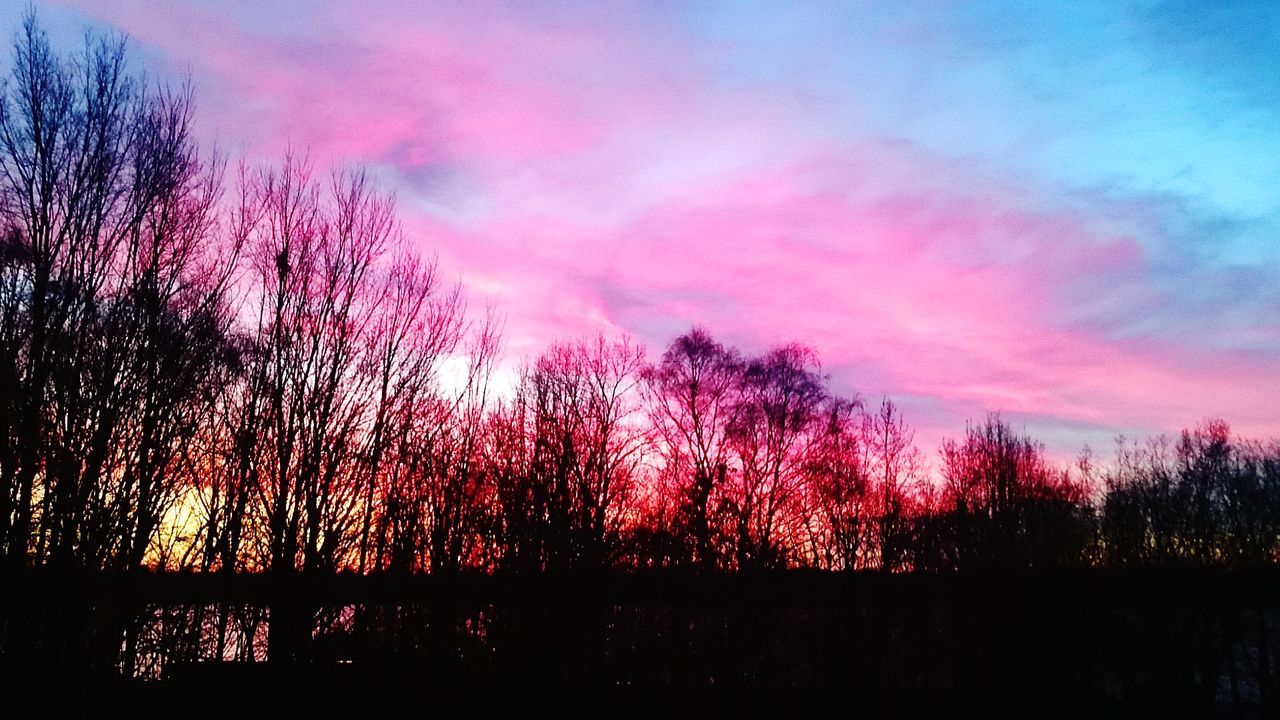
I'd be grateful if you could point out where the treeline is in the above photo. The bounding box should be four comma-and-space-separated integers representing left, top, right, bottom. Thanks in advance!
3, 16, 1280, 580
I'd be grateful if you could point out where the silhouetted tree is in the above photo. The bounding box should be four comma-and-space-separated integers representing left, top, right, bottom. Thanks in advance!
413, 316, 500, 574
642, 328, 743, 570
0, 13, 233, 571
723, 344, 827, 569
932, 414, 1092, 570
864, 398, 925, 571
1103, 420, 1280, 568
489, 335, 647, 571
803, 395, 872, 570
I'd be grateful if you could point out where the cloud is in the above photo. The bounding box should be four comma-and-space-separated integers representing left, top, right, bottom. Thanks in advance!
38, 0, 1280, 458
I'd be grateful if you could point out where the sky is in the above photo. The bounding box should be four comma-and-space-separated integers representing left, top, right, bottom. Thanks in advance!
10, 1, 1280, 459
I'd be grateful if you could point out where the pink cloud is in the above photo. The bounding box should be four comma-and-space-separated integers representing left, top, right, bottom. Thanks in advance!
47, 1, 1280, 459
464, 150, 1280, 455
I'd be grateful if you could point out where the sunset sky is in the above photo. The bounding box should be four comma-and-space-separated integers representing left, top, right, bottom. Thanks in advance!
14, 1, 1280, 459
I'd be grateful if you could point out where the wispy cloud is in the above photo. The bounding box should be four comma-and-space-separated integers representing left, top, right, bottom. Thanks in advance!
38, 0, 1280, 456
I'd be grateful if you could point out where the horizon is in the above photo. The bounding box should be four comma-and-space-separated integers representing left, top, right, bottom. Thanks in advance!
10, 1, 1280, 460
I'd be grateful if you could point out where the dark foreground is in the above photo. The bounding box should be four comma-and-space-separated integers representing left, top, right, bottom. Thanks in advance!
3, 569, 1277, 716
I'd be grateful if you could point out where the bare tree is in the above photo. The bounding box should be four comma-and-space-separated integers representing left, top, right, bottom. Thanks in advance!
723, 344, 827, 570
642, 328, 743, 570
368, 306, 496, 575
938, 414, 1090, 570
489, 334, 647, 571
1103, 420, 1280, 568
0, 13, 233, 570
864, 398, 924, 571
803, 395, 872, 570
